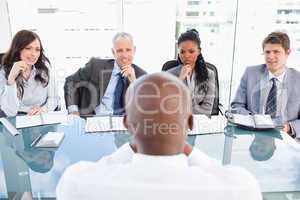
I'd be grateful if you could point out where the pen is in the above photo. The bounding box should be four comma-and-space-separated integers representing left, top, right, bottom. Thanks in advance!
31, 134, 43, 147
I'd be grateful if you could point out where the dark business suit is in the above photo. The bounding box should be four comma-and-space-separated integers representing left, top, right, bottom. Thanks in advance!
64, 58, 146, 115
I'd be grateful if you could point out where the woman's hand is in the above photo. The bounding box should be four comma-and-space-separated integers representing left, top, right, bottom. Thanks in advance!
179, 64, 192, 81
7, 61, 30, 85
27, 106, 46, 116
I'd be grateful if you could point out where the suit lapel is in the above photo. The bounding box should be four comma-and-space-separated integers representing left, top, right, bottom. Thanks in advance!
281, 68, 291, 117
253, 65, 268, 113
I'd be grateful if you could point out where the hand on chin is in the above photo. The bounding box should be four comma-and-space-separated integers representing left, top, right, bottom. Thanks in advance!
20, 68, 31, 80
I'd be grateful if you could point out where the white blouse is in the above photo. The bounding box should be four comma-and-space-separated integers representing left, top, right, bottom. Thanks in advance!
0, 66, 60, 116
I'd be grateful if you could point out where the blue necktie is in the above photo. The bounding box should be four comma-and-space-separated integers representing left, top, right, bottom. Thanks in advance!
113, 73, 125, 115
265, 78, 277, 118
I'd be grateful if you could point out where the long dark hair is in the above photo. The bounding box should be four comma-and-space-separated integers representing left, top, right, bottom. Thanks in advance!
1, 30, 50, 98
177, 29, 209, 92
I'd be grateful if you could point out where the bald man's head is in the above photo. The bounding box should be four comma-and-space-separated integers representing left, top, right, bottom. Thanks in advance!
124, 72, 193, 155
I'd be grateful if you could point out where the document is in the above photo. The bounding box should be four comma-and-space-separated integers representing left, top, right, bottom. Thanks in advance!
228, 114, 275, 130
85, 116, 127, 133
33, 132, 65, 148
16, 112, 68, 129
85, 115, 226, 134
188, 115, 227, 135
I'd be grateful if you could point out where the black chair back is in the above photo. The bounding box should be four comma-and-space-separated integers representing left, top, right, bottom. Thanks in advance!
0, 53, 5, 66
0, 109, 7, 117
162, 60, 180, 71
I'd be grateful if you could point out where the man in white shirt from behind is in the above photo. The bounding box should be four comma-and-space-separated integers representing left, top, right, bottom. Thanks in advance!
57, 72, 262, 200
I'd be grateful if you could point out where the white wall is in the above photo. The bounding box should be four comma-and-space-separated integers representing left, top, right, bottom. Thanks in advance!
0, 0, 11, 52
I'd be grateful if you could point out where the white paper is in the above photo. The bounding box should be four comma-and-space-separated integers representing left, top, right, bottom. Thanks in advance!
85, 116, 111, 132
253, 114, 274, 128
229, 114, 275, 129
231, 114, 255, 128
35, 132, 65, 147
85, 116, 127, 133
111, 116, 127, 131
16, 112, 68, 129
188, 115, 227, 135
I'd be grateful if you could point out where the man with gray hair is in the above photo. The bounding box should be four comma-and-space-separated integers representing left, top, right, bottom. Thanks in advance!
57, 72, 262, 200
64, 32, 146, 116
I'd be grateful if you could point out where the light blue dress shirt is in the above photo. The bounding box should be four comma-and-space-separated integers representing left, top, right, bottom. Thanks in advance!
94, 62, 121, 115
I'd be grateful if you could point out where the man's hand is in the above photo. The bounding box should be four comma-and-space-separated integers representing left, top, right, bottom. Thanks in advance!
179, 65, 192, 81
183, 143, 193, 156
283, 122, 293, 136
121, 65, 136, 82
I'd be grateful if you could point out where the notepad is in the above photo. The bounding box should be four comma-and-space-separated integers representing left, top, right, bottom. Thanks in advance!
85, 116, 127, 133
34, 132, 65, 148
85, 115, 226, 134
228, 114, 275, 130
16, 112, 68, 129
188, 115, 227, 135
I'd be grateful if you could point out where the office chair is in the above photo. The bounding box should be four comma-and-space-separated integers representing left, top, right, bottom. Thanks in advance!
162, 59, 221, 115
0, 53, 5, 64
0, 109, 7, 117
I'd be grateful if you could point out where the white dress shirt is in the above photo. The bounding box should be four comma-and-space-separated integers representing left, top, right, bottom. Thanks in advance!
56, 143, 262, 200
0, 67, 59, 116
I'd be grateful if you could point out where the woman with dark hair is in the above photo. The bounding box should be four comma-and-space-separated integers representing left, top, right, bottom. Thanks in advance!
0, 30, 59, 116
168, 29, 215, 115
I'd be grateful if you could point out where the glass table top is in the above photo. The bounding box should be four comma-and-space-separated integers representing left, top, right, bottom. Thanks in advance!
0, 116, 299, 199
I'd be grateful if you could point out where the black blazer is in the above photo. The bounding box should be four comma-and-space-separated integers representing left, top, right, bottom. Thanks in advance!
64, 58, 146, 115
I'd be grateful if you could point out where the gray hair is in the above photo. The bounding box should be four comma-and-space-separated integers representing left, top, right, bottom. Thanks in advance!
112, 32, 134, 47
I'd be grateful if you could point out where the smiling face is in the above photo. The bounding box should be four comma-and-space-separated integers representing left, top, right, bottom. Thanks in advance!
112, 37, 136, 67
263, 43, 290, 75
20, 38, 41, 66
178, 40, 200, 68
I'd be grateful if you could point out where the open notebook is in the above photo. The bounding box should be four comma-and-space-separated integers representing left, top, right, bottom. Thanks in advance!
85, 116, 127, 133
85, 115, 227, 135
32, 132, 65, 148
228, 114, 275, 130
188, 115, 227, 135
16, 112, 68, 129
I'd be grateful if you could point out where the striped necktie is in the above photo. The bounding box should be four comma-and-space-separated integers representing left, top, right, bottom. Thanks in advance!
265, 78, 277, 118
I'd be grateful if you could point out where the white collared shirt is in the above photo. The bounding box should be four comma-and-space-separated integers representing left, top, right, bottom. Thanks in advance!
56, 143, 262, 200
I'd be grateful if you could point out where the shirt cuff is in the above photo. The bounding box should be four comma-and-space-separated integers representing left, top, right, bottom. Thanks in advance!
5, 82, 18, 96
68, 105, 79, 113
